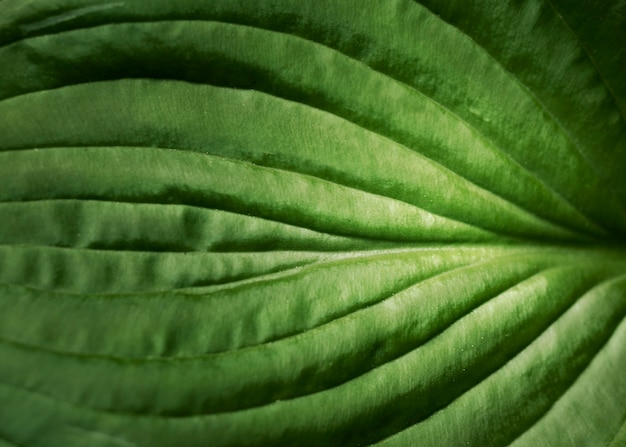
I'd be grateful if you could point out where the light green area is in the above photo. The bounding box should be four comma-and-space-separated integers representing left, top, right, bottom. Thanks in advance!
0, 0, 625, 446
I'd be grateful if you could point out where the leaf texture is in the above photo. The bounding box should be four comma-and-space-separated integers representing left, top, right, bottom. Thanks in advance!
0, 1, 625, 446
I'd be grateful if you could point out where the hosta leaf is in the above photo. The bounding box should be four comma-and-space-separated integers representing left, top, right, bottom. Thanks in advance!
0, 1, 625, 446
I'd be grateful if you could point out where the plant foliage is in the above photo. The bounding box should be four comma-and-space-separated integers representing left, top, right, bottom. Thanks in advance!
0, 0, 625, 446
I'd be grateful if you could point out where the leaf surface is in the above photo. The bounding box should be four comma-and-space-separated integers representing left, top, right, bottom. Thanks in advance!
0, 1, 625, 446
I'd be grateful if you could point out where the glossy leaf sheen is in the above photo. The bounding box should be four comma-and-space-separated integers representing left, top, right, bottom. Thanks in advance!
0, 1, 625, 446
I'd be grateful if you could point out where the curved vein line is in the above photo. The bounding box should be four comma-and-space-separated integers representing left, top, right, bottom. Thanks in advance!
0, 19, 612, 235
543, 0, 626, 125
18, 3, 125, 33
4, 19, 608, 236
608, 418, 626, 447
8, 257, 610, 417
0, 256, 531, 361
0, 238, 380, 255
7, 263, 619, 424
0, 257, 456, 355
0, 258, 543, 418
0, 378, 147, 419
208, 258, 477, 356
0, 145, 516, 240
0, 136, 583, 242
0, 258, 320, 297
416, 1, 626, 218
502, 328, 626, 443
0, 250, 561, 362
364, 272, 615, 446
0, 248, 330, 293
195, 260, 551, 414
0, 20, 607, 236
0, 199, 399, 252
0, 244, 476, 298
0, 197, 425, 246
504, 315, 626, 447
370, 272, 626, 446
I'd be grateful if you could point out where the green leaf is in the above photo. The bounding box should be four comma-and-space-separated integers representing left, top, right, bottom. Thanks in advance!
0, 1, 625, 446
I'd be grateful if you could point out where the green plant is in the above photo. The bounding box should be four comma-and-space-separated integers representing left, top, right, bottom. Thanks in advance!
0, 1, 625, 445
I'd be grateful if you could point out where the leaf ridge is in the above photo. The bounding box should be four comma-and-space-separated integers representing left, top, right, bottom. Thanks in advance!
0, 20, 616, 236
